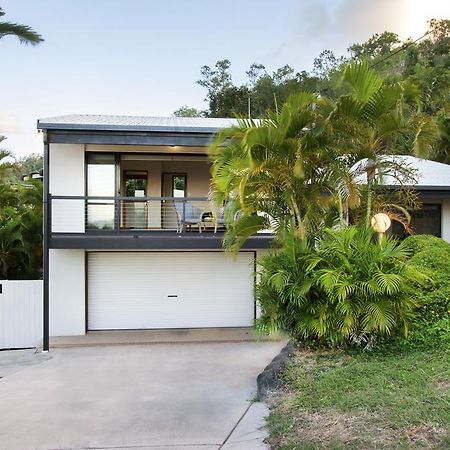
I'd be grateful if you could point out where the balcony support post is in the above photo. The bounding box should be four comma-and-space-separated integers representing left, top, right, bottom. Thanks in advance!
42, 137, 50, 352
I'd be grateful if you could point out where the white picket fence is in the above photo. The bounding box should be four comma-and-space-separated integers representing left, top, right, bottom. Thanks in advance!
0, 280, 43, 350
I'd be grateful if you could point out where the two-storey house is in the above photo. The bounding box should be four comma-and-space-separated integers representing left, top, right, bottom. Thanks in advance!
38, 115, 272, 350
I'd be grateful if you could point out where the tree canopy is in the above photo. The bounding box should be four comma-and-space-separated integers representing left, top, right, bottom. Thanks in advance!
176, 19, 450, 162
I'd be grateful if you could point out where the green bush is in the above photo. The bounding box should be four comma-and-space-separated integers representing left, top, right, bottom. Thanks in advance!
256, 226, 428, 348
398, 235, 450, 349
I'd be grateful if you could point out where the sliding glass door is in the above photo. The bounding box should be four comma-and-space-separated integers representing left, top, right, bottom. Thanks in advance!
123, 171, 148, 229
86, 154, 117, 230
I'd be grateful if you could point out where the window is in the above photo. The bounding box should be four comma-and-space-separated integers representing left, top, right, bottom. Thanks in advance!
86, 154, 116, 230
173, 175, 186, 197
391, 204, 442, 239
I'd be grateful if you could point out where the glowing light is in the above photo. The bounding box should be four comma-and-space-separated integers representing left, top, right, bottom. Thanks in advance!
371, 213, 391, 233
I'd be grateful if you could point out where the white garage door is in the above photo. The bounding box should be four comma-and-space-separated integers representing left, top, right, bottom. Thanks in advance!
87, 252, 255, 330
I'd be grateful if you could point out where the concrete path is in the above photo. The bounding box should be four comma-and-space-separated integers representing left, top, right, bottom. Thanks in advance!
0, 342, 283, 449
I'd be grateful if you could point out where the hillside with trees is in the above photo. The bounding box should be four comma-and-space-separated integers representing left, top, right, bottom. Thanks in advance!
175, 19, 450, 163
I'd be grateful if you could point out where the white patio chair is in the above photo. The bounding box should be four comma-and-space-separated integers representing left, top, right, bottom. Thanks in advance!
173, 201, 204, 233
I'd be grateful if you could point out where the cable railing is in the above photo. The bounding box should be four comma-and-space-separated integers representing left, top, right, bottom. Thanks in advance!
49, 195, 225, 234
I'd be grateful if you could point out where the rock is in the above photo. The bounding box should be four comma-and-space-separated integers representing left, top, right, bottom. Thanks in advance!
256, 342, 295, 401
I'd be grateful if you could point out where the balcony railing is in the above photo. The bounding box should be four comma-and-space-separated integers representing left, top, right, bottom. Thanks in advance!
49, 195, 226, 234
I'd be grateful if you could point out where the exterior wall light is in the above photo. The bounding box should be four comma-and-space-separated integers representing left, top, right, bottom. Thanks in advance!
371, 213, 391, 234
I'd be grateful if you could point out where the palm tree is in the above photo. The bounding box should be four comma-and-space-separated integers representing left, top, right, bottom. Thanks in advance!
328, 62, 437, 225
209, 63, 437, 250
209, 92, 348, 251
0, 8, 43, 45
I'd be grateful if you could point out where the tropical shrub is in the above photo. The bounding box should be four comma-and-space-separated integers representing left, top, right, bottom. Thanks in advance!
257, 226, 428, 348
0, 180, 42, 279
397, 235, 450, 349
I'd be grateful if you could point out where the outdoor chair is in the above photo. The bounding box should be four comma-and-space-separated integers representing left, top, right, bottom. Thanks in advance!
213, 207, 226, 233
210, 207, 242, 233
173, 201, 204, 233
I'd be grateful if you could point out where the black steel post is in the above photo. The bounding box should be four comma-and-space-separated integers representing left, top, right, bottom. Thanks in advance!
42, 134, 50, 351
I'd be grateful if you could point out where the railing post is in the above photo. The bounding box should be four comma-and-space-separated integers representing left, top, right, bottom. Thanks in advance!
115, 197, 121, 233
182, 198, 186, 234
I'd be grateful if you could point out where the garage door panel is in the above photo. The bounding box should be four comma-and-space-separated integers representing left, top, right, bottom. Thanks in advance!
87, 252, 254, 330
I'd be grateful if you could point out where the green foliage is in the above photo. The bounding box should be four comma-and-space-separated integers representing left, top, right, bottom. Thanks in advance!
267, 349, 450, 449
177, 19, 449, 163
173, 105, 203, 117
209, 62, 436, 250
0, 181, 42, 279
257, 227, 427, 348
348, 31, 401, 60
0, 7, 43, 45
209, 92, 349, 250
390, 235, 450, 349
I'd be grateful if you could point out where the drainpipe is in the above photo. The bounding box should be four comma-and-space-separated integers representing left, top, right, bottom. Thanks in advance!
42, 131, 50, 352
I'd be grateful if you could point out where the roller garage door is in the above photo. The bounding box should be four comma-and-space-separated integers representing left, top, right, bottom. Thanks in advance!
87, 252, 255, 330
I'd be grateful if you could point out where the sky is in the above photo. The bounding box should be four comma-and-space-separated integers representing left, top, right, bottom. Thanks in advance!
0, 0, 449, 156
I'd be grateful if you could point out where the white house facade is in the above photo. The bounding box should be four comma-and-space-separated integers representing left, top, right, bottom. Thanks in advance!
38, 115, 272, 349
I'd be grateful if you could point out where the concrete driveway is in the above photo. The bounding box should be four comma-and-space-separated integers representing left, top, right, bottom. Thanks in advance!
0, 341, 284, 449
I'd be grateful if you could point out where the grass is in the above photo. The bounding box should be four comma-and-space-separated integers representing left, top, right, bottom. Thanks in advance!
266, 348, 450, 449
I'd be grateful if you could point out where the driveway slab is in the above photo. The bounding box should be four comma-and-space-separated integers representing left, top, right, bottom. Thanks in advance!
0, 342, 283, 449
0, 348, 51, 378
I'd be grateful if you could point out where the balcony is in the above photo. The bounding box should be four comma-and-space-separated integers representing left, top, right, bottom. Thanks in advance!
48, 195, 273, 250
50, 195, 225, 233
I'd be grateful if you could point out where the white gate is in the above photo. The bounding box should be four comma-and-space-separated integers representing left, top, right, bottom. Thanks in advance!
0, 280, 43, 349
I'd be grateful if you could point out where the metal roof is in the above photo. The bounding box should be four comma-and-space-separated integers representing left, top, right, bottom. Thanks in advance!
353, 155, 450, 188
37, 114, 240, 133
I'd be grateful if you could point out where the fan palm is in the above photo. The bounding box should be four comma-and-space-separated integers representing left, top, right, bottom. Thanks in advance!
0, 7, 43, 45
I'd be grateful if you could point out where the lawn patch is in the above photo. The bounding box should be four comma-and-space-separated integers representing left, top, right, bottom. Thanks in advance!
266, 348, 450, 449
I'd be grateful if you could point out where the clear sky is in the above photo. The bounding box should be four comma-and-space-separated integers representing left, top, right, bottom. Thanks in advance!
1, 0, 448, 156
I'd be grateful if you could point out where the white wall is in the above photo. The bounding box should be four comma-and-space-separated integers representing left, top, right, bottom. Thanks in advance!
49, 249, 85, 336
0, 280, 43, 349
49, 144, 85, 233
442, 200, 450, 242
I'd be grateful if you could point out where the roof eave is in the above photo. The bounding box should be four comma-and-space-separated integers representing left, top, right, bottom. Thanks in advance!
36, 121, 222, 134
